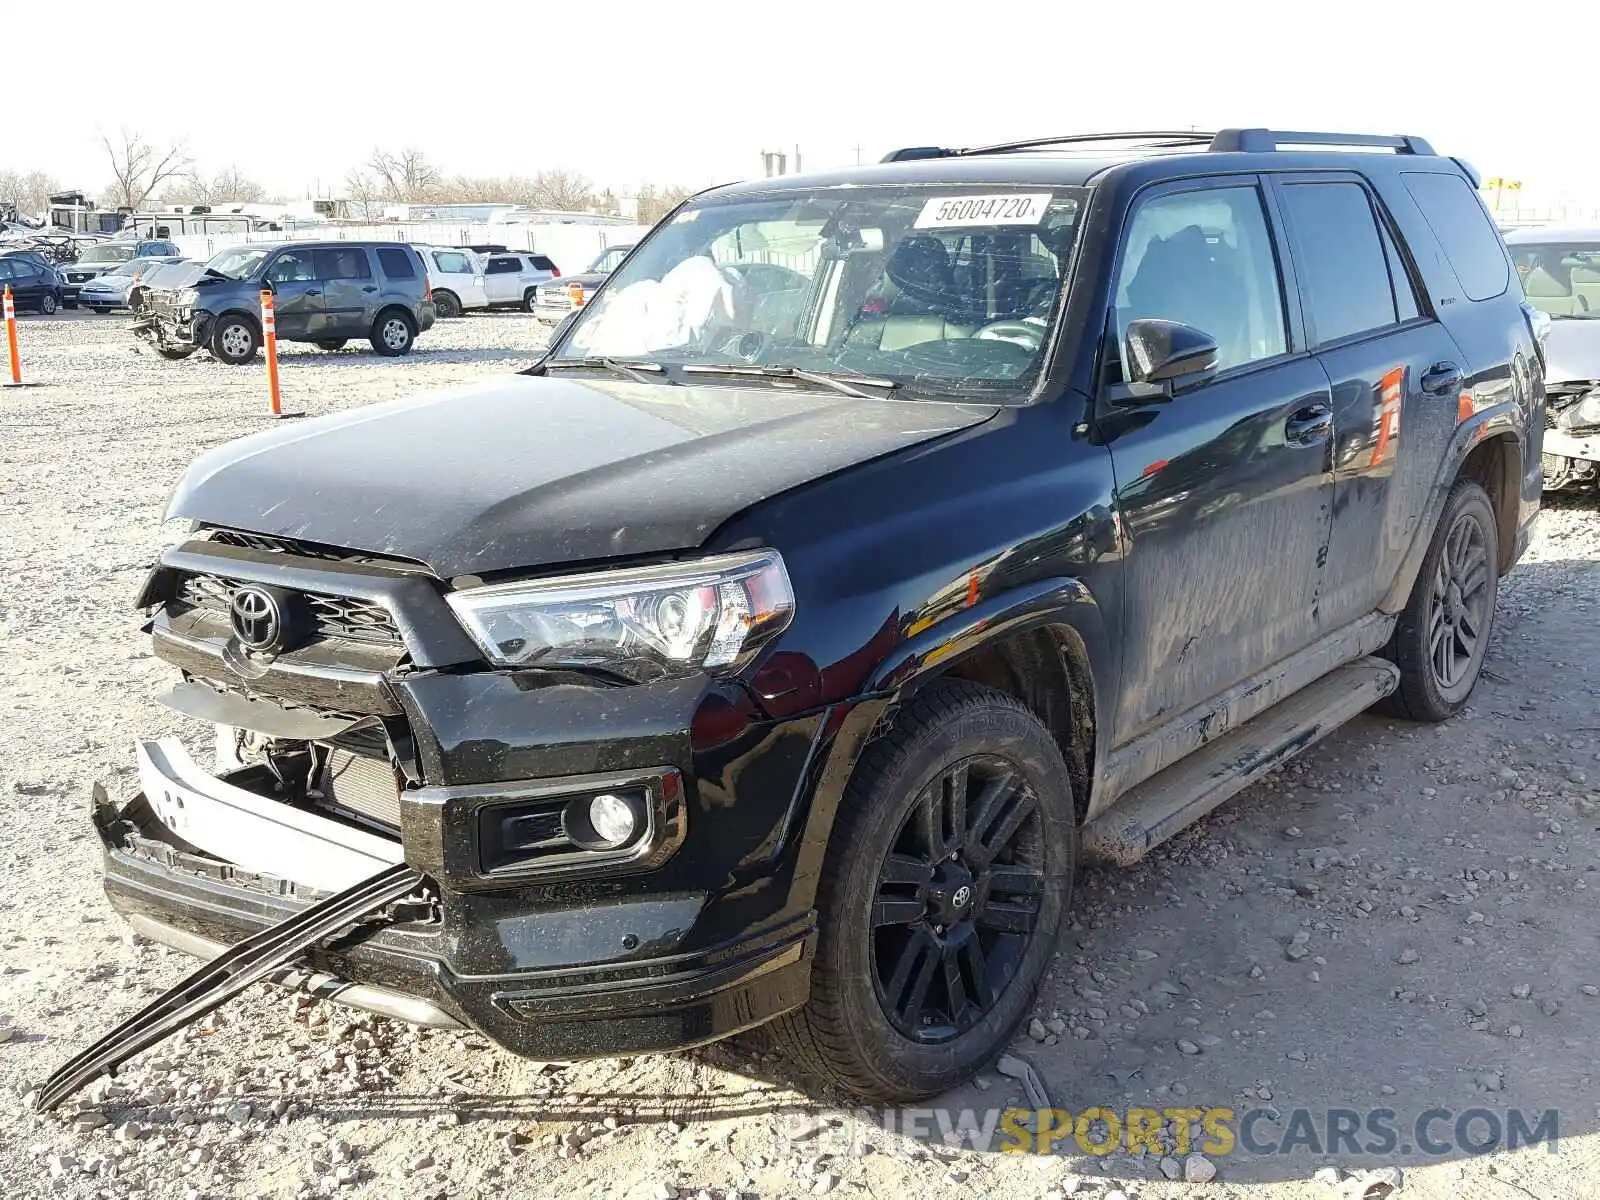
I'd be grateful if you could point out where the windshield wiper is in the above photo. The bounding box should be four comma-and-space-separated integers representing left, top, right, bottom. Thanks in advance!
681, 364, 898, 399
546, 356, 671, 385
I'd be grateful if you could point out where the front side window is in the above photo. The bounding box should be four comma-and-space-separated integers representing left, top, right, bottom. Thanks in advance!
560, 185, 1087, 399
1281, 182, 1400, 344
1509, 240, 1600, 319
313, 247, 372, 281
265, 251, 315, 283
1114, 185, 1287, 374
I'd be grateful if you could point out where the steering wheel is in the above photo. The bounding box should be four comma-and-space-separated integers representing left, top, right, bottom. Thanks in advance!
975, 319, 1046, 352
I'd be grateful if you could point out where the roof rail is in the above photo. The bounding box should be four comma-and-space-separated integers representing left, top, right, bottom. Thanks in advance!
1208, 129, 1436, 155
880, 128, 1438, 165
881, 131, 1215, 163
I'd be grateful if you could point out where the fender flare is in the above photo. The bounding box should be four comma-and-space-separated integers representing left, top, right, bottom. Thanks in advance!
779, 577, 1115, 910
1379, 401, 1526, 614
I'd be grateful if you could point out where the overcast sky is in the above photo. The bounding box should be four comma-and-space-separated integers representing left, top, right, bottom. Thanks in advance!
6, 0, 1594, 211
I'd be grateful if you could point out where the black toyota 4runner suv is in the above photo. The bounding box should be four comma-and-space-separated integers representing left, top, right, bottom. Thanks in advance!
56, 129, 1544, 1106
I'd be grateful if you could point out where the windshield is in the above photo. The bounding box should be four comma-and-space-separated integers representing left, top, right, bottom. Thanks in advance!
204, 247, 271, 280
1511, 241, 1600, 318
558, 186, 1086, 400
588, 245, 631, 274
79, 244, 137, 265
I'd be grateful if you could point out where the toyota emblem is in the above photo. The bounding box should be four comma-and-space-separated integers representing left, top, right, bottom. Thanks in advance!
951, 885, 973, 910
229, 585, 283, 651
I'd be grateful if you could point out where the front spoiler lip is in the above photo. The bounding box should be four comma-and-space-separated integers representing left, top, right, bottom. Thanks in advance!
124, 911, 461, 1028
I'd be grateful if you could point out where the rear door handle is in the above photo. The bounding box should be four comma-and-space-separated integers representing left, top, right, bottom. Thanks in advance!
362, 285, 377, 293
1421, 361, 1463, 395
1285, 404, 1334, 446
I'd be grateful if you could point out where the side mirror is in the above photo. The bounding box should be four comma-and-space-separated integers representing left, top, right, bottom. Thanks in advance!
1109, 318, 1219, 405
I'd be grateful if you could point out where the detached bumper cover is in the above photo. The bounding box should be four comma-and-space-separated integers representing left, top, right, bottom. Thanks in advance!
96, 764, 815, 1059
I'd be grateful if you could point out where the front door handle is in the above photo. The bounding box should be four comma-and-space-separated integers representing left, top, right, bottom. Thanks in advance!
305, 289, 321, 297
1285, 404, 1334, 446
362, 285, 378, 293
1421, 361, 1463, 396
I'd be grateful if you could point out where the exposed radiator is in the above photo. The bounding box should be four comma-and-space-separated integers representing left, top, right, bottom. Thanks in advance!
322, 748, 402, 830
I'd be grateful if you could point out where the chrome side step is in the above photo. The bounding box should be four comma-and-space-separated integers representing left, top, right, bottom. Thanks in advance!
1082, 657, 1399, 867
33, 863, 425, 1112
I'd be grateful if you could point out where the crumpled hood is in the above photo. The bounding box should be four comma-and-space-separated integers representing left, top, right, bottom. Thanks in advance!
149, 261, 220, 292
1544, 319, 1600, 386
166, 373, 999, 577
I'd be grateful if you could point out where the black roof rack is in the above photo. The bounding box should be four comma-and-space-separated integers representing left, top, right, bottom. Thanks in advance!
881, 128, 1436, 163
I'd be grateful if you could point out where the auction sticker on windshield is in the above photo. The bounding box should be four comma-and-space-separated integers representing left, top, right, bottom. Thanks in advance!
915, 193, 1052, 229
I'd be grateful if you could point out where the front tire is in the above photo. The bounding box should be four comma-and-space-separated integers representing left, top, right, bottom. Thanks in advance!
156, 345, 196, 360
315, 339, 348, 351
40, 292, 59, 315
370, 310, 416, 356
771, 680, 1076, 1101
210, 315, 260, 364
1382, 479, 1498, 721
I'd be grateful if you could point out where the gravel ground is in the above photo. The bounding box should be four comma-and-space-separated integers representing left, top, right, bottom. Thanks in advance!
1, 310, 1598, 1200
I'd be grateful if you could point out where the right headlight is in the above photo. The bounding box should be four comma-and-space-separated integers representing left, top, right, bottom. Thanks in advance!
446, 549, 795, 681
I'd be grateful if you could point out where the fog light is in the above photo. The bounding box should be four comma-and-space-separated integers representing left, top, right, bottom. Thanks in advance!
589, 793, 637, 847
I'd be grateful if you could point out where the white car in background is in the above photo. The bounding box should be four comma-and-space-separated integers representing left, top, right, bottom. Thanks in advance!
479, 251, 560, 312
414, 245, 488, 319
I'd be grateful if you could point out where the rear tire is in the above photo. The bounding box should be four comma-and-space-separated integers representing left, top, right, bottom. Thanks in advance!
1380, 479, 1498, 722
40, 292, 59, 315
369, 310, 416, 356
522, 288, 539, 313
433, 290, 462, 319
769, 680, 1076, 1101
210, 315, 260, 364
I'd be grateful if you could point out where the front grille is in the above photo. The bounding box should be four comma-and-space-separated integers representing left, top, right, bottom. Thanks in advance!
177, 574, 403, 647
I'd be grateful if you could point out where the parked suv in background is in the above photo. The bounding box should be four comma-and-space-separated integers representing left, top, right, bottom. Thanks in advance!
415, 245, 488, 318
134, 241, 435, 363
61, 239, 181, 305
57, 129, 1542, 1111
480, 251, 559, 311
532, 242, 632, 324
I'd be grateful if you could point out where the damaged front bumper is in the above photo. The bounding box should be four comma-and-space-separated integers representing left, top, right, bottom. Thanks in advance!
131, 308, 212, 349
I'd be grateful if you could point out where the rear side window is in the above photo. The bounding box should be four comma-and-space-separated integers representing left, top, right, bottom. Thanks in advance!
1402, 172, 1510, 301
530, 255, 557, 271
485, 257, 520, 275
377, 247, 418, 280
431, 250, 473, 274
314, 247, 373, 281
1280, 182, 1397, 344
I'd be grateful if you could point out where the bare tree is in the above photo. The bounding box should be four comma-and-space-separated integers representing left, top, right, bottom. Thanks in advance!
531, 169, 594, 212
367, 148, 440, 202
634, 183, 696, 225
0, 169, 60, 219
100, 129, 190, 209
204, 165, 266, 204
343, 169, 386, 220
